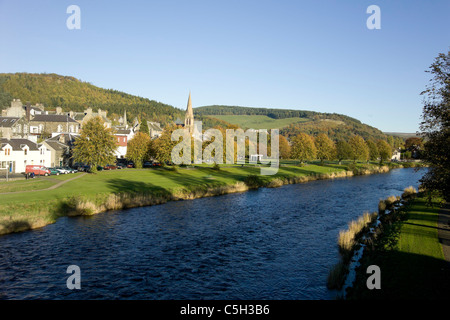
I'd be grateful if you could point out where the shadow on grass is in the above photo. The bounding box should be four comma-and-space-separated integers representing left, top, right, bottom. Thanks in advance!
347, 250, 450, 300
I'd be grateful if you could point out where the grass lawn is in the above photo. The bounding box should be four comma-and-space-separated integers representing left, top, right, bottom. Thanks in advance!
0, 161, 419, 236
0, 163, 351, 234
347, 194, 450, 299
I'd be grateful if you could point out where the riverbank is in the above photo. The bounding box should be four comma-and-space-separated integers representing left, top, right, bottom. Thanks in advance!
0, 161, 424, 236
340, 192, 450, 299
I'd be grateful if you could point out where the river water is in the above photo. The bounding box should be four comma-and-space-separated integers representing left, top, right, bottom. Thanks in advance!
0, 168, 425, 300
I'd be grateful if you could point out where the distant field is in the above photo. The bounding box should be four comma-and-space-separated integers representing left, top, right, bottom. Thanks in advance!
206, 115, 310, 129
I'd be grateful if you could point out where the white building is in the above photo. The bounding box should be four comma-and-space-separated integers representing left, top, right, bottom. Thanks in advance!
391, 148, 401, 161
0, 138, 52, 174
113, 128, 135, 159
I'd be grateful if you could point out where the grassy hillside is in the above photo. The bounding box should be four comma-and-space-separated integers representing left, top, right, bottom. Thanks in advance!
205, 114, 311, 130
0, 73, 184, 126
196, 105, 388, 141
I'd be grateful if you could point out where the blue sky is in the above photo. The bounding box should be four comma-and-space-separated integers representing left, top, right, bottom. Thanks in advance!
0, 0, 449, 132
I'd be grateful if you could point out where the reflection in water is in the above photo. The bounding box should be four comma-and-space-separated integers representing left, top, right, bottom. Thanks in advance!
0, 168, 425, 299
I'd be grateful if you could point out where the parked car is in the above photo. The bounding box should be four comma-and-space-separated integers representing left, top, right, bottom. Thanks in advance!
127, 162, 134, 168
47, 167, 60, 175
143, 162, 152, 168
104, 164, 117, 170
63, 166, 77, 173
117, 163, 126, 169
152, 161, 161, 167
25, 165, 51, 176
55, 167, 71, 174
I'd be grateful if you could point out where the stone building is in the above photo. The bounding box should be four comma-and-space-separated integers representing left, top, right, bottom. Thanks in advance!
68, 107, 112, 128
28, 114, 80, 137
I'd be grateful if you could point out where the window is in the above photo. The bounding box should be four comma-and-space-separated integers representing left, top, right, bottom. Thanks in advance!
4, 149, 10, 156
24, 149, 27, 155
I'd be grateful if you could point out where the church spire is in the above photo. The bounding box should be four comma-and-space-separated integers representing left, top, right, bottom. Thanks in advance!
184, 91, 194, 132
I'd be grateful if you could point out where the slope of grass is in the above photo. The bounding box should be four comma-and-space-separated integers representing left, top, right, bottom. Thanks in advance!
206, 115, 311, 129
346, 194, 450, 299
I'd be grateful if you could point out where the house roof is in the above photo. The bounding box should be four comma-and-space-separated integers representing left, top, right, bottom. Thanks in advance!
115, 129, 131, 135
44, 140, 68, 151
30, 114, 78, 123
0, 138, 39, 151
147, 121, 163, 132
0, 117, 20, 128
46, 133, 78, 145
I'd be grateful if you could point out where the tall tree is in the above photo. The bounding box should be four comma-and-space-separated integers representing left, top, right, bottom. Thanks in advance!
376, 139, 392, 164
419, 50, 450, 201
278, 134, 291, 159
126, 132, 151, 168
336, 140, 353, 164
348, 135, 369, 163
366, 139, 379, 162
150, 124, 179, 164
139, 118, 150, 135
290, 133, 316, 164
314, 133, 336, 164
72, 116, 117, 172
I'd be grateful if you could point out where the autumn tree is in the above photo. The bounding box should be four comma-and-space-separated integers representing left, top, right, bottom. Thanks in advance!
279, 134, 291, 159
149, 124, 179, 164
404, 137, 423, 150
314, 133, 336, 164
290, 133, 316, 164
348, 135, 369, 163
376, 139, 392, 164
419, 50, 450, 201
126, 132, 151, 168
366, 139, 379, 162
336, 140, 353, 164
72, 116, 117, 172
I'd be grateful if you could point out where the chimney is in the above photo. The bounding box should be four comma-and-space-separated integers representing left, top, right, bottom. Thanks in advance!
26, 103, 31, 121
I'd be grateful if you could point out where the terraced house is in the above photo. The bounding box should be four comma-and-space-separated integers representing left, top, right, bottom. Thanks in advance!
0, 138, 51, 173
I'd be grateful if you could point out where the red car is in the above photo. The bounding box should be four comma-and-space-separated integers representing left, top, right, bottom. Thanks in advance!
104, 164, 117, 170
25, 165, 51, 176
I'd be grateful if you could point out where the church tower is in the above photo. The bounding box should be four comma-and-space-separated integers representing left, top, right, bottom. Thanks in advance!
184, 92, 194, 134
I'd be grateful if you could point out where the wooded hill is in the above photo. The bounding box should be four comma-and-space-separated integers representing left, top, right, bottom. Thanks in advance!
0, 73, 184, 125
195, 105, 389, 141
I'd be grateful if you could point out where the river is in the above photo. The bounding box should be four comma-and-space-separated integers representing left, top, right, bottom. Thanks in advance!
0, 168, 426, 300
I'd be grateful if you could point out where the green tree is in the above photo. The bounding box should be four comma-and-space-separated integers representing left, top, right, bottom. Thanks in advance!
139, 118, 150, 135
150, 124, 179, 164
376, 139, 392, 164
314, 133, 336, 164
72, 116, 117, 172
366, 139, 379, 161
348, 135, 369, 163
290, 133, 316, 163
336, 140, 353, 164
126, 132, 151, 168
419, 50, 450, 201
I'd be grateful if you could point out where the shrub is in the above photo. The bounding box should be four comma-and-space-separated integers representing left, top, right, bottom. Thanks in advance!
402, 186, 417, 199
243, 175, 264, 189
